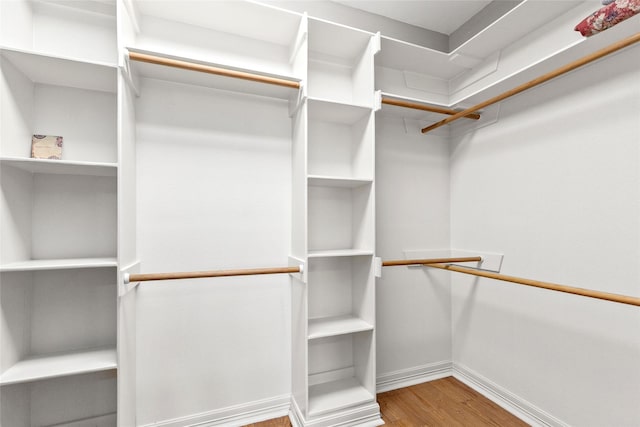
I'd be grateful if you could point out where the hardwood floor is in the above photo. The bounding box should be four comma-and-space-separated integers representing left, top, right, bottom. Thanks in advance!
244, 377, 529, 427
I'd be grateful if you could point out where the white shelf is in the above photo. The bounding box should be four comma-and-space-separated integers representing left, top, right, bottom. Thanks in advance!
0, 47, 117, 93
0, 347, 117, 386
127, 48, 301, 100
0, 258, 117, 272
308, 175, 372, 188
377, 36, 465, 80
308, 377, 374, 416
0, 157, 117, 177
308, 315, 373, 340
308, 250, 374, 258
307, 98, 372, 124
308, 17, 373, 62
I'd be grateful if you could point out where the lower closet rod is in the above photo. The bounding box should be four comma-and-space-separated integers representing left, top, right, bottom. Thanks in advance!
426, 263, 640, 307
124, 257, 479, 284
380, 97, 481, 120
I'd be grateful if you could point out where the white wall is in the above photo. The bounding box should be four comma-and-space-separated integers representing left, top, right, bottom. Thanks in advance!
375, 114, 452, 384
133, 78, 292, 424
449, 45, 640, 426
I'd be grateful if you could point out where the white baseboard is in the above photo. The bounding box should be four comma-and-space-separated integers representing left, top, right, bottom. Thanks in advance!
138, 394, 290, 427
289, 398, 383, 427
376, 360, 452, 393
453, 363, 569, 427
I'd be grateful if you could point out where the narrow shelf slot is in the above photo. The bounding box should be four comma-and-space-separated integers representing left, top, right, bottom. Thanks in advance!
0, 257, 118, 272
308, 175, 372, 188
0, 157, 117, 177
308, 250, 374, 258
0, 347, 117, 386
308, 184, 374, 253
308, 315, 373, 340
308, 377, 374, 416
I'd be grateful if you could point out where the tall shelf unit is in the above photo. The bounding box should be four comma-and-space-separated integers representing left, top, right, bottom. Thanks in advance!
0, 1, 118, 426
290, 16, 383, 427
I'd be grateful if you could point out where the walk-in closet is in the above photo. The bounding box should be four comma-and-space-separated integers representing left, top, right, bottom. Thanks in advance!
1, 1, 638, 426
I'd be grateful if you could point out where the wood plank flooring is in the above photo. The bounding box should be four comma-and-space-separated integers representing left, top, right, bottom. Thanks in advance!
244, 377, 529, 427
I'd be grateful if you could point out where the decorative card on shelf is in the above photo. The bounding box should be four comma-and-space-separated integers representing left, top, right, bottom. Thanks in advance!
31, 135, 63, 159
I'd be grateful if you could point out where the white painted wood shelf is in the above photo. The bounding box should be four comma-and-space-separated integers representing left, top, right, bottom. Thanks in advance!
307, 98, 373, 124
0, 347, 117, 386
308, 377, 374, 417
0, 258, 118, 272
308, 315, 373, 340
0, 47, 117, 93
308, 175, 372, 188
0, 157, 117, 177
308, 249, 374, 258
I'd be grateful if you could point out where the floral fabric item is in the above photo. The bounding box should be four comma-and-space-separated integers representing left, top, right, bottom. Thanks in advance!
575, 0, 640, 36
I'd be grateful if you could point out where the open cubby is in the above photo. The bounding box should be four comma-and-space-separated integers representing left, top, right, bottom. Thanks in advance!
308, 183, 374, 254
307, 256, 375, 340
307, 99, 374, 179
0, 371, 117, 427
0, 268, 117, 386
126, 1, 304, 80
0, 0, 117, 65
307, 18, 376, 106
0, 165, 117, 265
307, 331, 375, 417
0, 49, 117, 163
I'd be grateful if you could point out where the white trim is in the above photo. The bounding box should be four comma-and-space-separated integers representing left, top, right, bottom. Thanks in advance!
376, 361, 452, 393
453, 363, 569, 427
290, 401, 383, 427
137, 394, 290, 427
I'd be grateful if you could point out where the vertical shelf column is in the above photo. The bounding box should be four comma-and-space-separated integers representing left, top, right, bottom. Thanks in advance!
291, 17, 382, 427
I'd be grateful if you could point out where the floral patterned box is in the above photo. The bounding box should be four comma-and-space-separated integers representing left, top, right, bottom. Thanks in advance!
31, 135, 63, 159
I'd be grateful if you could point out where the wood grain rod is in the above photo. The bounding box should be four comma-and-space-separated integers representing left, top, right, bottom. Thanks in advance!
128, 266, 301, 283
128, 51, 301, 89
421, 31, 640, 134
381, 97, 481, 120
427, 263, 640, 307
382, 257, 482, 267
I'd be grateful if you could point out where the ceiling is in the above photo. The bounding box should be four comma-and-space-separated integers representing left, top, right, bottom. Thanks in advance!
331, 0, 493, 35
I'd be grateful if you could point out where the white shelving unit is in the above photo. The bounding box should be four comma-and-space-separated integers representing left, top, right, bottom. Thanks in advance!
0, 2, 118, 425
2, 1, 632, 426
290, 15, 382, 427
0, 257, 118, 273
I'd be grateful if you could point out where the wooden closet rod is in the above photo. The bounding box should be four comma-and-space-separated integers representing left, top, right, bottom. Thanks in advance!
124, 257, 482, 284
125, 266, 301, 284
382, 256, 482, 267
421, 31, 640, 134
426, 263, 640, 307
381, 96, 481, 120
128, 51, 301, 89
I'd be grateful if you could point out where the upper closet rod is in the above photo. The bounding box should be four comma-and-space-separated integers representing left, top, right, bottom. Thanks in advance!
123, 257, 480, 284
128, 51, 301, 89
426, 263, 640, 307
381, 96, 481, 120
421, 31, 640, 134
